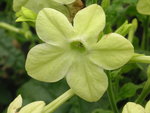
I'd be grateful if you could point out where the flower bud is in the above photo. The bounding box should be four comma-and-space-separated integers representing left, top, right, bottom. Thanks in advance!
115, 21, 132, 36
16, 7, 37, 23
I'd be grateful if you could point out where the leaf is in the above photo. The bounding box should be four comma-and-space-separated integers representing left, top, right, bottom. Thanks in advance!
86, 0, 98, 6
117, 83, 140, 101
92, 109, 113, 113
17, 80, 52, 104
17, 79, 69, 103
0, 84, 12, 105
0, 30, 25, 70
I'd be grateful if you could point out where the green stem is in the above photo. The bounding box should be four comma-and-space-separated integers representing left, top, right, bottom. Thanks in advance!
141, 16, 149, 50
0, 22, 21, 33
135, 79, 150, 104
146, 16, 150, 50
130, 55, 150, 63
128, 18, 138, 43
107, 72, 119, 113
101, 0, 110, 10
43, 89, 75, 113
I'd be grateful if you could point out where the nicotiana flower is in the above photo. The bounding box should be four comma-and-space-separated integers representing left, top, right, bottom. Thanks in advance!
136, 0, 150, 15
122, 101, 150, 113
7, 95, 45, 113
26, 4, 134, 102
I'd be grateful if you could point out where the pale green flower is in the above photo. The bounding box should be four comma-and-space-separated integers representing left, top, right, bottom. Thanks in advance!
122, 101, 150, 113
13, 0, 75, 16
145, 101, 150, 113
26, 4, 134, 102
7, 95, 45, 113
137, 0, 150, 15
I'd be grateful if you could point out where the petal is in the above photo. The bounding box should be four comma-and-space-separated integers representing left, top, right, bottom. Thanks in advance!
7, 95, 22, 113
53, 0, 75, 4
19, 101, 45, 113
136, 0, 150, 15
25, 43, 73, 82
122, 102, 145, 113
36, 8, 75, 45
73, 4, 105, 44
66, 58, 108, 102
145, 100, 150, 113
89, 33, 134, 70
13, 0, 70, 16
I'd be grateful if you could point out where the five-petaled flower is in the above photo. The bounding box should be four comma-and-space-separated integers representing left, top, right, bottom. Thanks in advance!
26, 4, 134, 102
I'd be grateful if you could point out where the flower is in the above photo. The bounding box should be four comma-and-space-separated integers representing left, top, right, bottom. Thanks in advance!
137, 0, 150, 15
25, 4, 134, 102
122, 101, 150, 113
7, 95, 45, 113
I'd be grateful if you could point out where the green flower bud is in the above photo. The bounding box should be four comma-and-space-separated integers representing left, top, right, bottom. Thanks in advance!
16, 7, 37, 23
115, 21, 132, 36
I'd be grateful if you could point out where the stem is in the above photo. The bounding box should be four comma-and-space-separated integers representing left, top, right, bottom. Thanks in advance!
141, 16, 149, 50
128, 19, 138, 43
135, 79, 150, 104
43, 89, 75, 113
107, 72, 119, 113
0, 22, 21, 33
130, 55, 150, 63
146, 16, 150, 50
101, 0, 110, 10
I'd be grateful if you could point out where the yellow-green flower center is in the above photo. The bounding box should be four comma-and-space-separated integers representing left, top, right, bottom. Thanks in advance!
70, 40, 86, 52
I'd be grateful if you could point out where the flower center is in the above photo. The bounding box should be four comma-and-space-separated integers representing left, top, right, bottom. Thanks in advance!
70, 40, 86, 52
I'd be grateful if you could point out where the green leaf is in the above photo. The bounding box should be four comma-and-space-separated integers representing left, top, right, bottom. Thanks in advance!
19, 101, 45, 113
74, 4, 105, 45
17, 80, 54, 103
7, 95, 22, 113
136, 0, 150, 15
89, 33, 134, 70
0, 83, 12, 105
92, 109, 113, 113
147, 65, 150, 79
36, 8, 75, 45
86, 0, 98, 6
122, 102, 145, 113
117, 83, 140, 101
66, 58, 108, 102
25, 43, 73, 82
